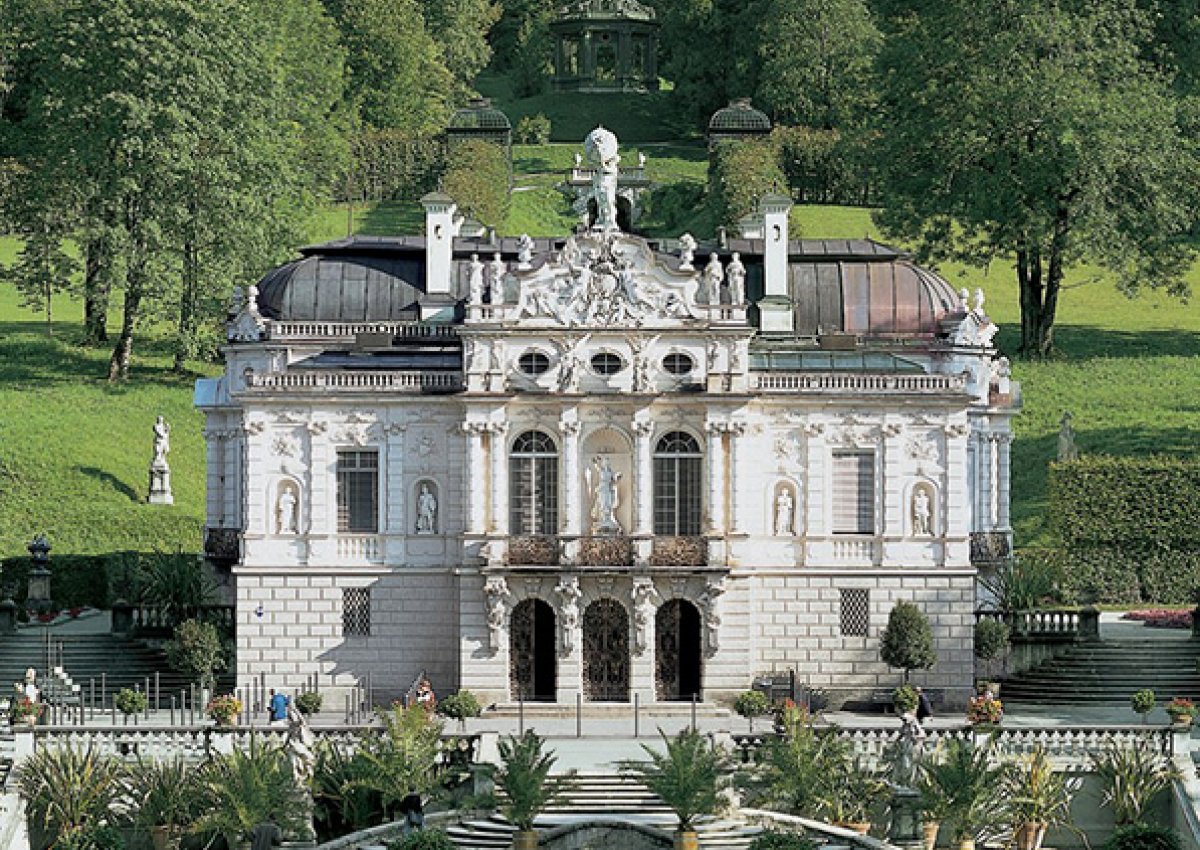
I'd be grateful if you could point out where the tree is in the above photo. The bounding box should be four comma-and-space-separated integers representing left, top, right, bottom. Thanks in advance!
879, 601, 936, 683
421, 0, 501, 95
164, 619, 226, 691
442, 140, 511, 227
873, 0, 1200, 357
329, 0, 454, 132
3, 202, 75, 335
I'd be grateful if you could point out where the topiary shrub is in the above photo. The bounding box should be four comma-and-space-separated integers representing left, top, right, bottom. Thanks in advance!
1104, 824, 1183, 850
164, 619, 225, 690
437, 689, 482, 724
1131, 689, 1157, 722
114, 687, 148, 716
734, 690, 771, 720
515, 114, 551, 145
880, 601, 937, 683
295, 691, 323, 716
974, 618, 1011, 661
893, 685, 918, 715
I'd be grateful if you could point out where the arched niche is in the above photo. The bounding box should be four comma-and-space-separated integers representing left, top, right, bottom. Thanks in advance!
273, 478, 301, 535
413, 478, 440, 535
908, 480, 938, 537
771, 479, 798, 537
581, 427, 633, 535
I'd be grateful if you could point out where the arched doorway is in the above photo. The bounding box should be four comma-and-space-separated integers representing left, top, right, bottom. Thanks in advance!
583, 599, 630, 701
510, 599, 557, 702
656, 599, 702, 701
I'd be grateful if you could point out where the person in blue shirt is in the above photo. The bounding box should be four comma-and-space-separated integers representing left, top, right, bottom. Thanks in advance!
269, 689, 289, 723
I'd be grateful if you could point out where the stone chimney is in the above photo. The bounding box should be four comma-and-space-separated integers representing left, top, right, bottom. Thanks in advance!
421, 191, 462, 302
757, 193, 794, 333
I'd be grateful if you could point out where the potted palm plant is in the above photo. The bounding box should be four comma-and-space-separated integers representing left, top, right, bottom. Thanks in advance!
1090, 738, 1180, 827
919, 737, 1008, 850
1002, 747, 1079, 850
620, 728, 729, 850
816, 756, 889, 835
127, 757, 201, 850
493, 730, 573, 849
190, 737, 303, 848
915, 754, 952, 850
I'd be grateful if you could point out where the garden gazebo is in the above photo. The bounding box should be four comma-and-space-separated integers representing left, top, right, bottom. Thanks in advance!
551, 0, 660, 93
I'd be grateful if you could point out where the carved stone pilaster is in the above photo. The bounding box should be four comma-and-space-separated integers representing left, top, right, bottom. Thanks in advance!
699, 577, 725, 656
631, 577, 660, 656
484, 576, 511, 654
554, 577, 582, 656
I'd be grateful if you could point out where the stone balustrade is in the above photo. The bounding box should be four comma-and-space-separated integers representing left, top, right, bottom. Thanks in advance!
265, 322, 459, 342
111, 603, 236, 636
753, 372, 967, 394
730, 724, 1172, 772
649, 537, 708, 567
243, 370, 463, 393
974, 608, 1096, 641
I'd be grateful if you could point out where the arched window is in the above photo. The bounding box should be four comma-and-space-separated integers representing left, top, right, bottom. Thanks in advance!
510, 431, 559, 535
654, 431, 702, 536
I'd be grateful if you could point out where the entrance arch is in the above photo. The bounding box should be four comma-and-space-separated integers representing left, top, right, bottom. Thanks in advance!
656, 599, 702, 701
583, 598, 630, 702
510, 599, 557, 701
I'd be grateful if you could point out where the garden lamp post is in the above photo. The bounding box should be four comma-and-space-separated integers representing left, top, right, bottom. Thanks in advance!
26, 534, 52, 614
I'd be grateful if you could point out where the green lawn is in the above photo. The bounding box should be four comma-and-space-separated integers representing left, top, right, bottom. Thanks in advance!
2, 164, 1197, 556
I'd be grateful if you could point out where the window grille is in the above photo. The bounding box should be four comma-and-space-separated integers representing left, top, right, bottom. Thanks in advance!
510, 431, 559, 535
840, 589, 869, 637
343, 587, 371, 636
337, 450, 379, 532
654, 431, 703, 536
590, 352, 625, 375
832, 451, 874, 534
518, 351, 551, 375
662, 353, 695, 375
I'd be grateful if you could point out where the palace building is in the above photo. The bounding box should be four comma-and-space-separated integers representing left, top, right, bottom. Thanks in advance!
196, 129, 1017, 709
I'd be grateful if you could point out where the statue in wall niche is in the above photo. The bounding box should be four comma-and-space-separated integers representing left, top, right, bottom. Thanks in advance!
912, 488, 931, 536
726, 252, 746, 305
416, 483, 438, 535
587, 455, 623, 534
276, 487, 298, 535
774, 488, 794, 536
678, 233, 696, 270
555, 578, 582, 654
468, 254, 485, 305
1057, 411, 1079, 462
703, 253, 723, 304
488, 253, 507, 304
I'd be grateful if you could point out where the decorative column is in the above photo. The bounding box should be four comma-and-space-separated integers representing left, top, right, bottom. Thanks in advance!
881, 423, 905, 547
490, 422, 510, 535
988, 433, 1002, 529
705, 421, 726, 535
203, 427, 223, 526
633, 416, 655, 536
975, 429, 992, 532
944, 423, 971, 561
996, 432, 1013, 531
727, 422, 747, 534
463, 423, 488, 535
384, 421, 407, 563
561, 413, 582, 537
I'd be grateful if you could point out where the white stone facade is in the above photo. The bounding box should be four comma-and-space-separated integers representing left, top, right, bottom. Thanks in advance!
197, 136, 1017, 710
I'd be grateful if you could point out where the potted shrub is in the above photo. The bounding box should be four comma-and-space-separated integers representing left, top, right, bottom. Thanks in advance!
17, 744, 125, 850
164, 618, 226, 701
880, 602, 938, 684
436, 689, 482, 730
115, 687, 148, 717
389, 831, 459, 849
191, 738, 304, 848
295, 691, 323, 716
973, 618, 1011, 696
493, 730, 573, 849
915, 753, 952, 850
1105, 824, 1184, 850
1002, 747, 1079, 850
206, 694, 242, 727
816, 757, 889, 834
894, 685, 919, 716
128, 757, 202, 850
9, 695, 42, 727
1131, 689, 1156, 724
734, 689, 771, 732
919, 737, 1008, 850
621, 728, 728, 850
1165, 697, 1196, 728
1090, 738, 1180, 826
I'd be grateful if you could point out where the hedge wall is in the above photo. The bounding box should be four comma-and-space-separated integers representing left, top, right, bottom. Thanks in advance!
0, 551, 195, 610
1038, 456, 1200, 604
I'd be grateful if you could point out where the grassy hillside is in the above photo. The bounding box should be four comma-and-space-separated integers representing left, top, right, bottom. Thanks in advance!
2, 146, 1197, 556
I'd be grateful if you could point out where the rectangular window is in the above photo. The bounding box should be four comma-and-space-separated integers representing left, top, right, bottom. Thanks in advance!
840, 589, 870, 637
654, 456, 703, 536
343, 587, 371, 636
337, 450, 378, 532
832, 451, 874, 534
510, 456, 559, 535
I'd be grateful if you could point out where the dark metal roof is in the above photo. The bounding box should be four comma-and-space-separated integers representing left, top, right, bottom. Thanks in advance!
749, 351, 927, 372
255, 250, 426, 322
787, 260, 959, 337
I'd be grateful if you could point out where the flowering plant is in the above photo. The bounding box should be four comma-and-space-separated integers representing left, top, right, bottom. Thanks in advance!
206, 694, 242, 726
1166, 697, 1197, 719
966, 695, 1003, 725
10, 696, 42, 723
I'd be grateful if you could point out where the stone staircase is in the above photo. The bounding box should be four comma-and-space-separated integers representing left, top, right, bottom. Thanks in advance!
0, 633, 235, 706
445, 772, 764, 849
1001, 637, 1200, 705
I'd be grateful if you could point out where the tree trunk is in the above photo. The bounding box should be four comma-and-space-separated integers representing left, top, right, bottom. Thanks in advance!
83, 236, 111, 344
174, 237, 198, 373
107, 282, 142, 381
1015, 206, 1071, 357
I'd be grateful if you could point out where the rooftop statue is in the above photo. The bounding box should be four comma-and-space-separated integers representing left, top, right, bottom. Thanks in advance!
584, 126, 621, 232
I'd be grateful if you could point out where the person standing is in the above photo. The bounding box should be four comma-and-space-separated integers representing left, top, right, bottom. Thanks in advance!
916, 686, 933, 724
269, 689, 289, 724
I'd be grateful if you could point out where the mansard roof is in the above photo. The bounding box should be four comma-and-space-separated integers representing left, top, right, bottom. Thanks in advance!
251, 233, 960, 338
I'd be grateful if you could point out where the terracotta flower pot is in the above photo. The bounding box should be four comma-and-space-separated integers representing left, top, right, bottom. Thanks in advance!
836, 822, 872, 836
1015, 821, 1047, 850
922, 821, 941, 850
674, 831, 699, 850
513, 829, 538, 849
149, 825, 179, 850
957, 839, 975, 850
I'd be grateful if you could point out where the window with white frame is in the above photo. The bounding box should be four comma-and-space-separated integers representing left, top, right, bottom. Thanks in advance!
510, 431, 559, 535
832, 450, 874, 534
654, 431, 703, 536
337, 449, 379, 532
343, 587, 371, 636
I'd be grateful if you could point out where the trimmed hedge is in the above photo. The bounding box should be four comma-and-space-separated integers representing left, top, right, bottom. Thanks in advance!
0, 551, 197, 610
1050, 456, 1200, 550
708, 138, 787, 229
442, 139, 510, 227
349, 128, 444, 204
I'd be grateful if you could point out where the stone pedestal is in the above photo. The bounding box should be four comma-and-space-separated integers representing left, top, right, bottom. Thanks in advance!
0, 598, 16, 634
889, 786, 925, 850
148, 462, 173, 505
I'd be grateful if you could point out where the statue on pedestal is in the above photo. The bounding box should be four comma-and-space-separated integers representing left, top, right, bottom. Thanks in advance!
1057, 411, 1079, 462
148, 415, 173, 505
587, 455, 622, 534
585, 126, 621, 232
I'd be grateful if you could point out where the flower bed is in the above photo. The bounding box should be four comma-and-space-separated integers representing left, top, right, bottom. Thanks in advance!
1121, 609, 1192, 629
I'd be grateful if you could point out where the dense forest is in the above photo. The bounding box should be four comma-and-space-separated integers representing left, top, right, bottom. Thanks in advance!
1, 0, 1198, 371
